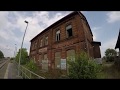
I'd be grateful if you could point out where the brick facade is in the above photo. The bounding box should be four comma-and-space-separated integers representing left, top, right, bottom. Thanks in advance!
29, 11, 101, 71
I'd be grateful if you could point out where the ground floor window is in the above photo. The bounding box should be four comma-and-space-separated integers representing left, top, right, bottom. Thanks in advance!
67, 49, 75, 61
55, 52, 61, 69
67, 49, 75, 73
42, 54, 48, 71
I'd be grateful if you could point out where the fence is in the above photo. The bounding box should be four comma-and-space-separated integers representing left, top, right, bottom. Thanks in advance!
15, 61, 45, 79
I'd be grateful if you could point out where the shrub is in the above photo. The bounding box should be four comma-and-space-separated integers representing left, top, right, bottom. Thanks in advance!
68, 52, 102, 79
25, 59, 39, 73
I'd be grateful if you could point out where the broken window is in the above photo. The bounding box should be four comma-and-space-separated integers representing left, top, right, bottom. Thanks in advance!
66, 25, 73, 38
56, 30, 60, 41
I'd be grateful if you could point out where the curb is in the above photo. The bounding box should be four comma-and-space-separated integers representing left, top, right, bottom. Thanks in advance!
0, 60, 8, 69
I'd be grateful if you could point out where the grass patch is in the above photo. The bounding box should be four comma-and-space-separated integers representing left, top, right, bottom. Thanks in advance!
97, 62, 120, 79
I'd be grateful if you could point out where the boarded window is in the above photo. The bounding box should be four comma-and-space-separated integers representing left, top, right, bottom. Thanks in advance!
67, 49, 75, 61
67, 49, 75, 73
66, 25, 73, 38
42, 54, 48, 70
55, 52, 61, 69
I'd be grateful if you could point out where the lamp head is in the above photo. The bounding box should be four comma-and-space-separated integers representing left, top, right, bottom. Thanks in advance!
25, 20, 28, 23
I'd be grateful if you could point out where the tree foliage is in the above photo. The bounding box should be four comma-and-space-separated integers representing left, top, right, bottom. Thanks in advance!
16, 48, 28, 65
0, 50, 4, 58
68, 52, 102, 79
25, 59, 39, 73
105, 48, 117, 62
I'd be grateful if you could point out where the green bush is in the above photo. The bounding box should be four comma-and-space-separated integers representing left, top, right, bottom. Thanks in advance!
68, 52, 102, 79
25, 59, 39, 73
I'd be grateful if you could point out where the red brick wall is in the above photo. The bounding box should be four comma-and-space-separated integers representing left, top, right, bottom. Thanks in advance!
30, 12, 101, 71
93, 44, 101, 58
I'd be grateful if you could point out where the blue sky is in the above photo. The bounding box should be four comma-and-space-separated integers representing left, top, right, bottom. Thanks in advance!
0, 11, 119, 57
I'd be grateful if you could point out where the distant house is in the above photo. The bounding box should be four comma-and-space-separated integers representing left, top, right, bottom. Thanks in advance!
115, 30, 120, 57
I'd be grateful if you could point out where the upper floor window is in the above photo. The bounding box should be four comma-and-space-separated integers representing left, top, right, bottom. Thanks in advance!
32, 44, 34, 50
45, 36, 48, 45
35, 42, 37, 48
66, 25, 73, 38
56, 30, 60, 41
40, 39, 43, 47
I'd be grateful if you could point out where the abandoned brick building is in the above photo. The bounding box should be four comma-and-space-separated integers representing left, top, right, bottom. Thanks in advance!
30, 11, 101, 71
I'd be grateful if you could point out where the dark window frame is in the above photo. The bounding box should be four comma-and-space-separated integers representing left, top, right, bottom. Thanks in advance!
66, 24, 73, 38
56, 30, 60, 42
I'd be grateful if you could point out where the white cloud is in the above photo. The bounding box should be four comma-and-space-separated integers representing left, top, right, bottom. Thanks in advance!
101, 37, 118, 57
107, 11, 120, 23
0, 43, 15, 57
0, 11, 71, 57
91, 26, 101, 41
0, 12, 9, 29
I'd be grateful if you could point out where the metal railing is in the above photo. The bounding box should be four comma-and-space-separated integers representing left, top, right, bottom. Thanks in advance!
15, 61, 45, 79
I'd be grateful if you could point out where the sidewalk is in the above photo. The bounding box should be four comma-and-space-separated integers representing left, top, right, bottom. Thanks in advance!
4, 61, 22, 79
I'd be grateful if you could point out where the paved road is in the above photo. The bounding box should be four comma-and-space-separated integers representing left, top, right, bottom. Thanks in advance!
0, 59, 9, 79
4, 62, 17, 79
0, 59, 22, 79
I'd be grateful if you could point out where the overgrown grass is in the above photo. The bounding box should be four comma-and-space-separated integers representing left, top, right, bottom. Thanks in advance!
97, 61, 120, 79
36, 69, 68, 79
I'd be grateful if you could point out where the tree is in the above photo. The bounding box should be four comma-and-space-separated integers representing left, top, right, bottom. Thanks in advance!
16, 48, 28, 65
105, 48, 117, 62
68, 52, 101, 79
0, 50, 4, 59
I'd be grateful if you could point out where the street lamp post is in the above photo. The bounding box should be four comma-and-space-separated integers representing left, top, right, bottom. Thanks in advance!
14, 44, 17, 60
18, 20, 28, 76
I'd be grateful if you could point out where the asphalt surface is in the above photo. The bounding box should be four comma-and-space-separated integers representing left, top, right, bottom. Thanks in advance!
0, 60, 9, 79
0, 59, 22, 79
4, 60, 22, 79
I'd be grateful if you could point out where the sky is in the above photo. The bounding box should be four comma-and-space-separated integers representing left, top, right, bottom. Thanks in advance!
0, 11, 119, 58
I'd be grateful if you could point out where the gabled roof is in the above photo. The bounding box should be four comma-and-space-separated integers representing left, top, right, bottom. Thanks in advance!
30, 11, 93, 42
115, 30, 120, 49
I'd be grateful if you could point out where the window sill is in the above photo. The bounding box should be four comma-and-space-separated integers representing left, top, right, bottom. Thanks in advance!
66, 36, 74, 40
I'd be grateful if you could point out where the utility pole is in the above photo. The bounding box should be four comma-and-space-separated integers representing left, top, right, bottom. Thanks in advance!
15, 44, 17, 60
